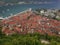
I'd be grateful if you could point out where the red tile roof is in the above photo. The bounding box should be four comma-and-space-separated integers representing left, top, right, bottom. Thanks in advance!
1, 11, 60, 36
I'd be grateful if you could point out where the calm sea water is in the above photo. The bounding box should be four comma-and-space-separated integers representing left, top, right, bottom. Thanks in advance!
0, 4, 58, 17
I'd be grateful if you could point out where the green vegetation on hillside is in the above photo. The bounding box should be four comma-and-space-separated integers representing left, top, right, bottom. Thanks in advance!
0, 25, 60, 45
0, 32, 60, 45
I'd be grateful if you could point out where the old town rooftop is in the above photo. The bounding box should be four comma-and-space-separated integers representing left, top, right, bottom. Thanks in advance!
1, 9, 60, 36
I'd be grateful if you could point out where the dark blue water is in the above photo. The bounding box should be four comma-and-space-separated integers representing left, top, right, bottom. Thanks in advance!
0, 3, 59, 17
